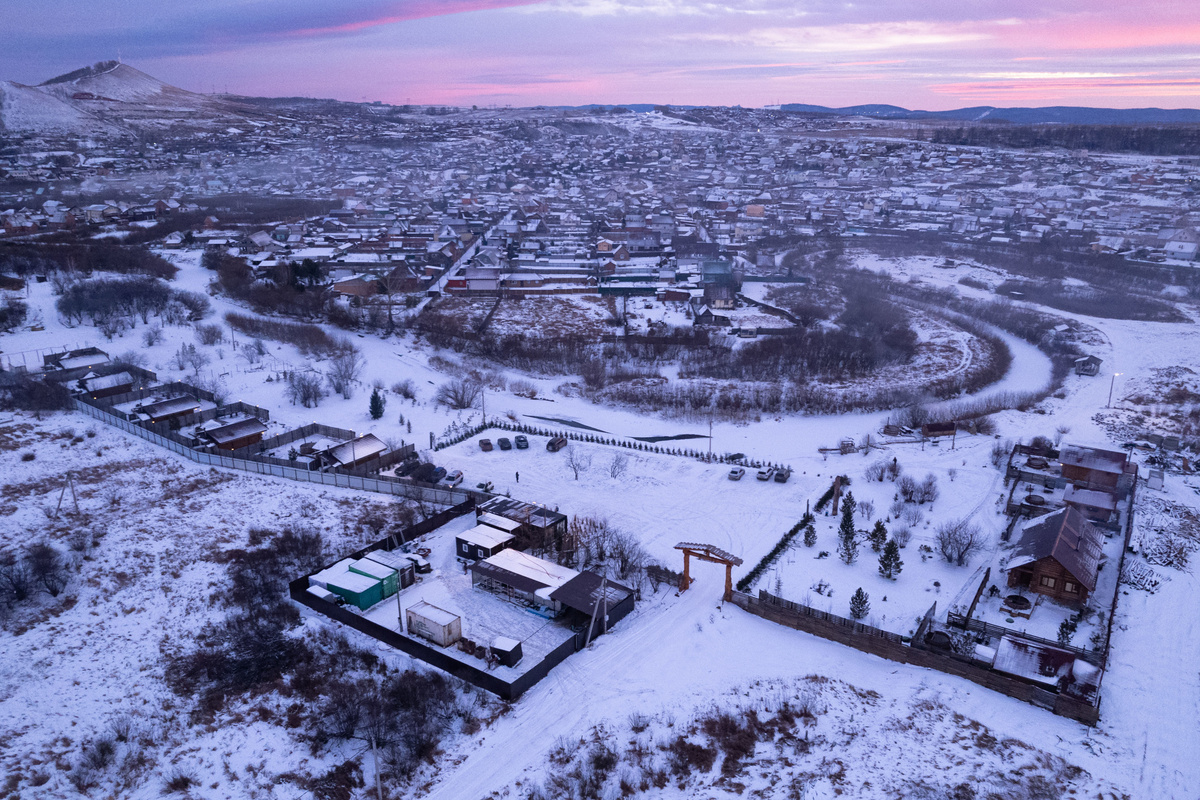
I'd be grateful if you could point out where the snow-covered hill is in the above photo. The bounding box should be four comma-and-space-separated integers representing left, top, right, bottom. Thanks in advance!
2, 61, 272, 135
0, 80, 117, 135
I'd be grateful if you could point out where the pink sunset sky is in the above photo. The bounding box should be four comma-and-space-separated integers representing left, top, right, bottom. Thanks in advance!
4, 0, 1200, 109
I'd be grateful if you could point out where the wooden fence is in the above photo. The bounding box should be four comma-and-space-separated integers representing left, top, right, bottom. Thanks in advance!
72, 396, 473, 506
289, 506, 590, 700
947, 612, 1104, 667
732, 590, 1100, 725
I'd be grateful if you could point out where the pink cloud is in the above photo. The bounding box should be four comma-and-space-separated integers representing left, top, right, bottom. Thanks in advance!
285, 0, 548, 37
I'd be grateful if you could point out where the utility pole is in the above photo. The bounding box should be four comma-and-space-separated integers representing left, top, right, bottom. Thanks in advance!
1107, 372, 1122, 408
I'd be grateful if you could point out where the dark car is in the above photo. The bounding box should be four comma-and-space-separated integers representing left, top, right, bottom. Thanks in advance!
430, 466, 447, 483
498, 437, 513, 451
409, 463, 437, 483
479, 438, 493, 452
547, 436, 568, 452
514, 435, 529, 449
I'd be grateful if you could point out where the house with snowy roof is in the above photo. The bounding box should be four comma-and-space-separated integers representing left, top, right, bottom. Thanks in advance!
1005, 507, 1104, 604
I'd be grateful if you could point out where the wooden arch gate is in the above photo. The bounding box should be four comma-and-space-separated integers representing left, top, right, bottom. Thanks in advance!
674, 542, 744, 602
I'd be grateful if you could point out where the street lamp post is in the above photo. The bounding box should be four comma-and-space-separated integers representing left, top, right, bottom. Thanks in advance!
1107, 372, 1122, 408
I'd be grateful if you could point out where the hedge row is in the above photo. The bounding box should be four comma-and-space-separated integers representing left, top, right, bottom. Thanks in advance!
736, 512, 814, 592
813, 475, 851, 513
434, 419, 790, 470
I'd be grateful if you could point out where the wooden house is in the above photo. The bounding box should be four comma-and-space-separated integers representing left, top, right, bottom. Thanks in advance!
320, 433, 387, 470
1059, 444, 1129, 492
1063, 485, 1117, 524
82, 371, 133, 400
1005, 507, 1104, 603
138, 395, 201, 424
44, 347, 108, 371
1073, 355, 1102, 376
201, 417, 268, 451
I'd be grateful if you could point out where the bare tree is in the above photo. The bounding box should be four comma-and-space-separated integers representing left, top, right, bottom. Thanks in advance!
935, 519, 984, 566
142, 325, 164, 347
1054, 425, 1072, 446
915, 473, 939, 504
239, 338, 267, 365
565, 447, 591, 480
608, 453, 629, 479
326, 349, 365, 399
285, 370, 326, 408
195, 323, 224, 346
375, 270, 410, 334
174, 343, 209, 374
434, 378, 481, 410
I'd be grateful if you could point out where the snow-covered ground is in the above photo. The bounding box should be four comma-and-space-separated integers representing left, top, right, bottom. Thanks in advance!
2, 246, 1200, 798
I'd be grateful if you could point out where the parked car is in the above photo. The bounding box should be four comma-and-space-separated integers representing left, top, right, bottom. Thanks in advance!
756, 466, 775, 481
514, 435, 529, 449
479, 438, 493, 451
774, 468, 791, 483
402, 553, 431, 574
410, 463, 437, 483
546, 436, 568, 452
441, 469, 463, 487
498, 437, 513, 451
728, 467, 746, 481
430, 466, 447, 483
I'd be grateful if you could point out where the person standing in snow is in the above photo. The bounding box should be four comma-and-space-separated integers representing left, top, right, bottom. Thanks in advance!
516, 471, 520, 483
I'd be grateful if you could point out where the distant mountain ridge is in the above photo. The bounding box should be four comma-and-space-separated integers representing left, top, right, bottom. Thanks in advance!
779, 103, 1200, 125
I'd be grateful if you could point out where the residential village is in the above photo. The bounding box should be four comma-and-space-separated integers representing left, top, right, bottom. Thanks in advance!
2, 76, 1200, 800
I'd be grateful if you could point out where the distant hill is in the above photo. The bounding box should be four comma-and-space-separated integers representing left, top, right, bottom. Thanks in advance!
1, 60, 271, 135
780, 103, 1200, 125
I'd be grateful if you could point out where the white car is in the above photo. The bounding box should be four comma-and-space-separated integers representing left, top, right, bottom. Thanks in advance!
441, 469, 463, 487
756, 467, 775, 481
728, 467, 746, 481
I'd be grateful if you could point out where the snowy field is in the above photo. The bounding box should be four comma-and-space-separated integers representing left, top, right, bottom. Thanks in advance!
2, 245, 1200, 798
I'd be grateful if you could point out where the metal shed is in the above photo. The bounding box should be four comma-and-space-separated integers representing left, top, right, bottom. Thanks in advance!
456, 524, 515, 561
363, 550, 417, 590
313, 560, 384, 610
490, 636, 523, 668
349, 558, 399, 597
406, 601, 462, 647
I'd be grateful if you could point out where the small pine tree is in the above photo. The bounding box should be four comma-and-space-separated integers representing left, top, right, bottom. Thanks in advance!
803, 522, 817, 548
369, 387, 385, 420
838, 499, 858, 564
850, 588, 870, 620
878, 539, 903, 579
1057, 618, 1077, 646
869, 519, 888, 552
842, 490, 857, 518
